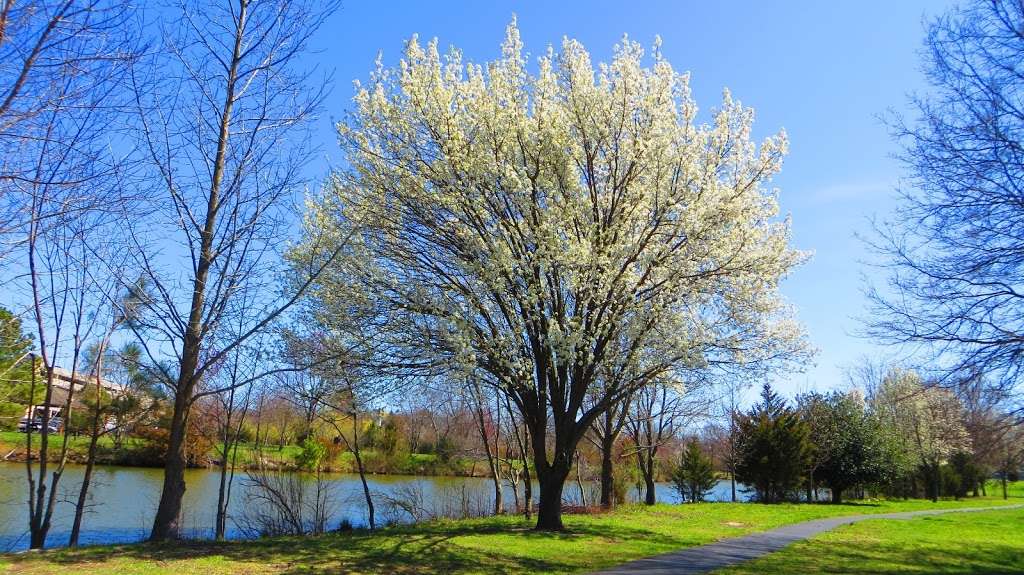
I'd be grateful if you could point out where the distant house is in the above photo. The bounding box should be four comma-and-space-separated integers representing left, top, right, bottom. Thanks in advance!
22, 367, 124, 421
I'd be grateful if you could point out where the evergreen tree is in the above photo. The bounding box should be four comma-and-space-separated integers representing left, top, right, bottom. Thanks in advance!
734, 383, 811, 502
672, 439, 717, 503
804, 391, 890, 503
0, 306, 38, 431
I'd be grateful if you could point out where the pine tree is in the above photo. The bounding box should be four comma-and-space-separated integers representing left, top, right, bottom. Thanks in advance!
0, 307, 38, 431
672, 439, 717, 503
734, 383, 811, 502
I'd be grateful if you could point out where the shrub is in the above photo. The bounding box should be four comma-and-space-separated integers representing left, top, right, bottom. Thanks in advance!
295, 438, 328, 471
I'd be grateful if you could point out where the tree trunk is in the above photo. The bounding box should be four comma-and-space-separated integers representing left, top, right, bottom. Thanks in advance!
522, 454, 533, 520
150, 389, 191, 540
831, 485, 843, 504
730, 472, 736, 502
638, 451, 657, 505
644, 472, 656, 506
599, 434, 614, 507
471, 381, 502, 515
535, 465, 569, 531
69, 432, 101, 546
150, 0, 247, 541
575, 450, 587, 507
350, 412, 375, 530
215, 443, 230, 540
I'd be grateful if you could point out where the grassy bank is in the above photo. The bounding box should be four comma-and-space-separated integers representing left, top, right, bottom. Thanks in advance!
2, 484, 1021, 575
0, 431, 481, 477
714, 506, 1024, 574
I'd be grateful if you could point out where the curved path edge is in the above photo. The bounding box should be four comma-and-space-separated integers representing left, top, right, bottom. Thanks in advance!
590, 503, 1024, 575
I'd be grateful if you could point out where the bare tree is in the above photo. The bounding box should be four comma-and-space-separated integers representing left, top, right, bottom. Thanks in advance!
469, 376, 503, 515
1, 1, 137, 548
316, 377, 379, 530
211, 339, 261, 541
66, 288, 125, 548
23, 231, 99, 549
626, 380, 707, 505
502, 395, 533, 519
867, 1, 1024, 413
118, 0, 342, 541
0, 0, 137, 256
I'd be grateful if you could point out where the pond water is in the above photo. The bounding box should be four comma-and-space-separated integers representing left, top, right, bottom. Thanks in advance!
0, 462, 749, 551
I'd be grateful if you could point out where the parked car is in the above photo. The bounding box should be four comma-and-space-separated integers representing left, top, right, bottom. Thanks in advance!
17, 417, 62, 434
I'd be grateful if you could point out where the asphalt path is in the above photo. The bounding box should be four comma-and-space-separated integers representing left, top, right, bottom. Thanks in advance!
591, 504, 1024, 575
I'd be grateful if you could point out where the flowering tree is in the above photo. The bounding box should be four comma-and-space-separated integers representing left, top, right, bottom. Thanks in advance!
870, 369, 971, 501
317, 20, 807, 530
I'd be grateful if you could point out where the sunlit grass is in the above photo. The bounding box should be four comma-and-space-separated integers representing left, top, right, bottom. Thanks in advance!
714, 506, 1024, 574
2, 482, 1020, 575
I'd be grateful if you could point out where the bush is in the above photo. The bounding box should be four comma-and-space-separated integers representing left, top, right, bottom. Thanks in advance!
294, 438, 328, 471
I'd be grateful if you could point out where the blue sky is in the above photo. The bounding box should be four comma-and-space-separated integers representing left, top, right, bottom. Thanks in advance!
303, 1, 955, 401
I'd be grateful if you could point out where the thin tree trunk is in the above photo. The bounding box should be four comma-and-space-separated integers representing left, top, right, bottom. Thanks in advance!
471, 380, 502, 515
575, 450, 587, 507
599, 431, 614, 507
505, 398, 532, 520
349, 410, 375, 530
69, 347, 109, 546
69, 430, 101, 546
214, 387, 235, 541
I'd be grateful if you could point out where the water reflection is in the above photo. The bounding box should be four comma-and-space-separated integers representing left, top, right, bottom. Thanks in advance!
0, 462, 749, 551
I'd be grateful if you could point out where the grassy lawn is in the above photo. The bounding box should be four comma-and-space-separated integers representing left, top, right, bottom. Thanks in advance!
0, 430, 146, 455
714, 507, 1024, 574
2, 485, 1021, 575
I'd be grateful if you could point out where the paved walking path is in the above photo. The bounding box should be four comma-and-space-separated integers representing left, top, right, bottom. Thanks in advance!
592, 504, 1024, 575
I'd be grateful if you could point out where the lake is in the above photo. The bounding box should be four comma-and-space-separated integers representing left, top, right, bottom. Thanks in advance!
0, 462, 748, 551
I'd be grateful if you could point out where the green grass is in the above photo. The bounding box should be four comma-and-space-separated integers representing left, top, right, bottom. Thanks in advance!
714, 507, 1024, 574
0, 430, 145, 454
2, 485, 1021, 575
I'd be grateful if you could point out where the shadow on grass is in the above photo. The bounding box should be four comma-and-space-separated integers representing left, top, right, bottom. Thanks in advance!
1, 518, 698, 575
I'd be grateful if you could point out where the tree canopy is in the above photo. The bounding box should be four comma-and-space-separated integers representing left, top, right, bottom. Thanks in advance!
310, 18, 808, 529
